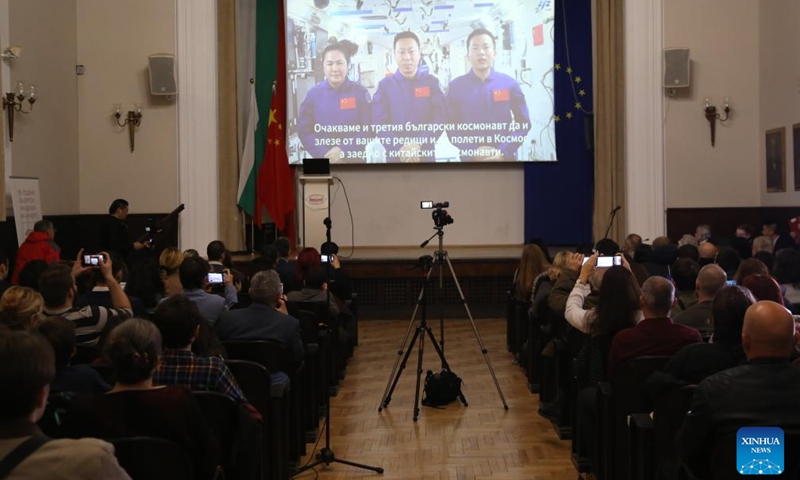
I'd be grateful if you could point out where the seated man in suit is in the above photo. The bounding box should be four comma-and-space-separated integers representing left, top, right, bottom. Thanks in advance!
607, 276, 702, 377
677, 301, 800, 478
274, 237, 301, 293
673, 264, 726, 333
0, 328, 131, 479
216, 270, 304, 370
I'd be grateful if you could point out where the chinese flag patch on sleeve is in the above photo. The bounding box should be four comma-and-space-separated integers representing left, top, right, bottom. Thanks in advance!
493, 89, 510, 102
414, 86, 431, 98
340, 97, 356, 110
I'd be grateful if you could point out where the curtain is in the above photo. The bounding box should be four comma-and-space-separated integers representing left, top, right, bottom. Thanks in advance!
592, 0, 626, 243
217, 0, 244, 250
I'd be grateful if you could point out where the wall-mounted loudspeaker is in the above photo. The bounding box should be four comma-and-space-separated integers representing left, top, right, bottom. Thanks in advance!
148, 54, 177, 96
664, 48, 690, 88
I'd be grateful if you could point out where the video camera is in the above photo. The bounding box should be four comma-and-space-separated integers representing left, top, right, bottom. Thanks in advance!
420, 200, 454, 228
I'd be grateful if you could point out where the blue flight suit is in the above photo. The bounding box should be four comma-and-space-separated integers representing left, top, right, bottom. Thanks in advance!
371, 69, 447, 163
446, 69, 531, 161
297, 78, 372, 163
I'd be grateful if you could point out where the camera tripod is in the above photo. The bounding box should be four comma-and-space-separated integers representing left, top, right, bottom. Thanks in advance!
378, 227, 508, 420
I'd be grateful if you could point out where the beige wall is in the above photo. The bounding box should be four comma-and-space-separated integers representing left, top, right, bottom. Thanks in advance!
759, 0, 800, 206
76, 0, 177, 214
9, 0, 79, 215
664, 0, 761, 208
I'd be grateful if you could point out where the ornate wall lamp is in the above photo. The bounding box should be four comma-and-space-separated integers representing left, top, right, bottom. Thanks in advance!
2, 81, 37, 142
114, 103, 143, 152
704, 97, 731, 147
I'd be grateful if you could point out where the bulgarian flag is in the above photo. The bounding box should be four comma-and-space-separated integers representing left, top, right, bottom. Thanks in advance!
236, 0, 295, 244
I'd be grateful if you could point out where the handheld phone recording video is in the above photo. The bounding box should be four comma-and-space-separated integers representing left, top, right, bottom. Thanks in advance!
320, 254, 330, 263
596, 255, 622, 268
207, 272, 224, 285
82, 254, 104, 267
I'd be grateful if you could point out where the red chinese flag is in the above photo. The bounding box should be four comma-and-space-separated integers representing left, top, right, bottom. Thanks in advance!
532, 24, 544, 46
414, 86, 430, 98
493, 89, 510, 102
339, 97, 356, 110
256, 0, 295, 245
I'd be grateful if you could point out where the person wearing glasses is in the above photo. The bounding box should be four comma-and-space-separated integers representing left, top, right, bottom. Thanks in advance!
446, 28, 531, 161
371, 31, 447, 163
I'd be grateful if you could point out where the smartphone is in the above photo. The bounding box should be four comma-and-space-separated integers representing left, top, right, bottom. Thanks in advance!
280, 283, 284, 295
726, 279, 737, 286
321, 254, 330, 263
82, 254, 104, 267
207, 272, 224, 284
596, 255, 622, 268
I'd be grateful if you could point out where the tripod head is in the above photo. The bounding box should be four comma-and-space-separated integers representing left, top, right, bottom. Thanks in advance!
420, 200, 454, 228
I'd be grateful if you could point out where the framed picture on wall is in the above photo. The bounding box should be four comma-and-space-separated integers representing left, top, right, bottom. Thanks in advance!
794, 123, 800, 191
766, 127, 786, 193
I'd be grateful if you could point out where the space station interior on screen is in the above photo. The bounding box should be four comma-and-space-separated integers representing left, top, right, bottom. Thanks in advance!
285, 0, 556, 164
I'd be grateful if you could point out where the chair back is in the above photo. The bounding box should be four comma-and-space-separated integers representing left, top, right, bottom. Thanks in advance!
612, 356, 671, 415
109, 436, 193, 480
223, 340, 290, 374
38, 392, 76, 438
194, 392, 241, 475
287, 300, 327, 344
653, 384, 696, 475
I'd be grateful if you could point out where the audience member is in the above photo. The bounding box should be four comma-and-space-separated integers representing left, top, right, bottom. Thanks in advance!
607, 276, 702, 377
295, 247, 322, 286
151, 296, 247, 405
633, 243, 652, 264
677, 301, 800, 479
159, 246, 184, 297
772, 248, 800, 305
511, 244, 550, 302
733, 257, 769, 285
763, 221, 794, 253
752, 235, 774, 256
179, 256, 237, 326
0, 286, 43, 331
642, 237, 677, 278
63, 318, 219, 480
320, 241, 353, 300
273, 236, 300, 293
216, 270, 304, 370
0, 250, 10, 297
670, 258, 699, 316
39, 254, 131, 347
676, 244, 699, 262
74, 253, 144, 317
678, 234, 698, 248
37, 316, 111, 394
0, 329, 131, 480
251, 244, 279, 272
622, 233, 642, 255
673, 264, 726, 333
122, 254, 163, 312
183, 249, 200, 258
648, 286, 755, 397
694, 224, 711, 244
11, 219, 60, 284
206, 241, 227, 272
527, 237, 553, 263
286, 266, 340, 319
735, 224, 753, 242
714, 246, 741, 279
548, 252, 599, 317
594, 238, 620, 256
741, 274, 784, 304
16, 259, 48, 292
697, 241, 717, 267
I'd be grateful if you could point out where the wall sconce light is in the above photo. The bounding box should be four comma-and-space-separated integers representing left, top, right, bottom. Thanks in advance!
114, 103, 143, 152
2, 81, 37, 142
704, 97, 731, 147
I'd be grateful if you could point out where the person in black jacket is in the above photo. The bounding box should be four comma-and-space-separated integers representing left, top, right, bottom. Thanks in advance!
101, 199, 148, 258
677, 300, 800, 479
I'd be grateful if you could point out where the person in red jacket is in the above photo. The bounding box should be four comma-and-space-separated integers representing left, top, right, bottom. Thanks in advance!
12, 219, 60, 284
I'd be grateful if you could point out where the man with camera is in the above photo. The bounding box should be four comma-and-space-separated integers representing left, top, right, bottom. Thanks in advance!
38, 250, 132, 347
179, 256, 237, 326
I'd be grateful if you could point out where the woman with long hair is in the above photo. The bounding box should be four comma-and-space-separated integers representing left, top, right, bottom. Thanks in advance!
513, 244, 550, 302
159, 246, 184, 297
0, 286, 43, 331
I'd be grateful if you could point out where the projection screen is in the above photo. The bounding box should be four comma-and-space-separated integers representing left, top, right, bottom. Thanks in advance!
285, 0, 555, 164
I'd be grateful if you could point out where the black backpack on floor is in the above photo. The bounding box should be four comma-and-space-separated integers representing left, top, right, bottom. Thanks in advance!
422, 368, 463, 407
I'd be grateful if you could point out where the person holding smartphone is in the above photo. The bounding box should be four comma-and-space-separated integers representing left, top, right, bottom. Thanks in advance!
179, 257, 237, 326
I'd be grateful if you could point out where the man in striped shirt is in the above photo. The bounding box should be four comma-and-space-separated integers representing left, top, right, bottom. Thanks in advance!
38, 251, 132, 347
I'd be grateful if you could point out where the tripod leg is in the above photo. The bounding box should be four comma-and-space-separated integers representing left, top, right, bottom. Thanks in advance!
413, 323, 426, 422
443, 253, 509, 410
424, 327, 468, 407
381, 327, 422, 410
378, 266, 434, 409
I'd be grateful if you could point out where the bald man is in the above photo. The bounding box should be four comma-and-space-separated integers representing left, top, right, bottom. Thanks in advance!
697, 241, 717, 268
607, 276, 702, 377
677, 301, 800, 479
673, 264, 727, 333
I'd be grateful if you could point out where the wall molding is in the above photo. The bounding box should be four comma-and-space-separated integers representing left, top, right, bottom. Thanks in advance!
625, 0, 665, 240
176, 0, 218, 250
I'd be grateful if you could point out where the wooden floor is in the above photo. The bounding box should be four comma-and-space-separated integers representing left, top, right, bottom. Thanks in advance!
295, 319, 575, 480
